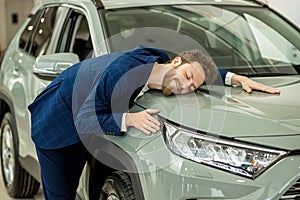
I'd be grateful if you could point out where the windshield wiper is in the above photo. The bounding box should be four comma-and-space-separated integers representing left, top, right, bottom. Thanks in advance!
235, 64, 300, 77
239, 72, 297, 77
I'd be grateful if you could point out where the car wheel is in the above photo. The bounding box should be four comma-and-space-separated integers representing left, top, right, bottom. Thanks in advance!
100, 171, 135, 200
0, 112, 40, 197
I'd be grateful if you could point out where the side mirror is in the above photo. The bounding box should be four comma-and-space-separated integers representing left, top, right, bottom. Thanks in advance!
33, 53, 80, 80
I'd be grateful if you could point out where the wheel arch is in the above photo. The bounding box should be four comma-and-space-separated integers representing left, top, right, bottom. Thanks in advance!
0, 92, 15, 126
0, 92, 40, 197
85, 135, 145, 200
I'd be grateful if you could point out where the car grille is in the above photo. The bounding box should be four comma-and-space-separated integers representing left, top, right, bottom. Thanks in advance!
280, 178, 300, 200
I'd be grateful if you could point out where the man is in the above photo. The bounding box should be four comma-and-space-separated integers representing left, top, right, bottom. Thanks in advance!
28, 45, 279, 200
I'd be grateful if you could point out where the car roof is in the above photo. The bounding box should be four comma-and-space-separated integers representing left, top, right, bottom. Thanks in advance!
41, 0, 262, 10
101, 0, 262, 9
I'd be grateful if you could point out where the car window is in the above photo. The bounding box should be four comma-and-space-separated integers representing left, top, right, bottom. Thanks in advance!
19, 9, 43, 53
30, 7, 60, 57
57, 11, 92, 61
28, 7, 57, 57
19, 6, 65, 58
103, 5, 300, 76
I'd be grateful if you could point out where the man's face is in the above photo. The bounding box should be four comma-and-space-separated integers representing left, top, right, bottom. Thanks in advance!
162, 59, 205, 96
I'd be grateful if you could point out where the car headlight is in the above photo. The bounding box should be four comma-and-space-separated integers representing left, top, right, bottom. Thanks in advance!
163, 121, 287, 178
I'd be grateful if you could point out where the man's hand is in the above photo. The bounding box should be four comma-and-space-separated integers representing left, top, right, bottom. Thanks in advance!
126, 109, 161, 135
231, 74, 280, 94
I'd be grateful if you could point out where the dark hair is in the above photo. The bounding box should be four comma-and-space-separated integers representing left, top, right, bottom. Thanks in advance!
177, 49, 218, 85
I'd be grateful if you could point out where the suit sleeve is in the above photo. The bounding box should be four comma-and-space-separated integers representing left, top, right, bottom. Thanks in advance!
94, 60, 154, 136
94, 71, 124, 136
218, 68, 228, 83
214, 68, 229, 85
74, 68, 125, 136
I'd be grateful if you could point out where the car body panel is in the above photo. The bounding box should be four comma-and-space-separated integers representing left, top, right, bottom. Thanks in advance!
237, 135, 300, 152
129, 133, 300, 200
135, 76, 300, 151
0, 18, 38, 159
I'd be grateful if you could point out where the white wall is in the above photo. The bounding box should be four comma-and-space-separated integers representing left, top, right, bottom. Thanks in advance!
0, 0, 7, 50
264, 0, 300, 27
0, 0, 38, 50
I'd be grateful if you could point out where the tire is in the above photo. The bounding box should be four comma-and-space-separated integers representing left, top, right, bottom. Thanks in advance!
100, 171, 135, 200
0, 112, 40, 198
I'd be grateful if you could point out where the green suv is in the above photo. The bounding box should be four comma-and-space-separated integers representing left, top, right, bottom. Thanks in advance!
0, 0, 299, 199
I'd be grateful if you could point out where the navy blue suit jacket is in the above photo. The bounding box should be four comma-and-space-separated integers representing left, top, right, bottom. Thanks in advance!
28, 46, 228, 149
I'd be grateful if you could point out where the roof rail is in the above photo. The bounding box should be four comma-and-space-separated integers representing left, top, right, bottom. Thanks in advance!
90, 0, 104, 9
243, 0, 268, 7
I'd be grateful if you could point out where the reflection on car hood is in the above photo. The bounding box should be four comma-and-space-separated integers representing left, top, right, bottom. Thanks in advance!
136, 75, 300, 150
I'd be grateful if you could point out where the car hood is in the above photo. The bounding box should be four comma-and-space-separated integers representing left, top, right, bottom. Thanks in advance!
135, 75, 300, 151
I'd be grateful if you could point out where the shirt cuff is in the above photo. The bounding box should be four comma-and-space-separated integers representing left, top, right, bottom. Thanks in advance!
225, 72, 235, 86
121, 113, 127, 132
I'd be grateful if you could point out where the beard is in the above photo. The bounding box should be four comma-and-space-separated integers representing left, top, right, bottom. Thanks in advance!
162, 86, 173, 96
162, 69, 177, 96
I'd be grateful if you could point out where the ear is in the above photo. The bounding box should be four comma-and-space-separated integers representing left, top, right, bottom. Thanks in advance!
171, 57, 182, 68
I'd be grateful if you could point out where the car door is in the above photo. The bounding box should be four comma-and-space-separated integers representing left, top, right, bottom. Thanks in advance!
12, 6, 69, 159
24, 5, 99, 160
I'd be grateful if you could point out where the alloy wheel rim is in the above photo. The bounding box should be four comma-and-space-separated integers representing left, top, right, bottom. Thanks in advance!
101, 180, 120, 200
107, 195, 119, 200
1, 124, 15, 186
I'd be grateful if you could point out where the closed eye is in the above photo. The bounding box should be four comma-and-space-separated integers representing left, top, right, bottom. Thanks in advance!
186, 72, 192, 80
186, 72, 196, 91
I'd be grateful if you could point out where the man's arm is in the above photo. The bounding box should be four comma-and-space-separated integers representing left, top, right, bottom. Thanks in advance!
231, 73, 280, 94
218, 68, 280, 94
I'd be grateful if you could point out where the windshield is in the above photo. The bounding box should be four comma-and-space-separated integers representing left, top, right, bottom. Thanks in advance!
103, 5, 300, 76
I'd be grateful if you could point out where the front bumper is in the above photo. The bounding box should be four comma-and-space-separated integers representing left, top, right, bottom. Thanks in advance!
135, 135, 300, 200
